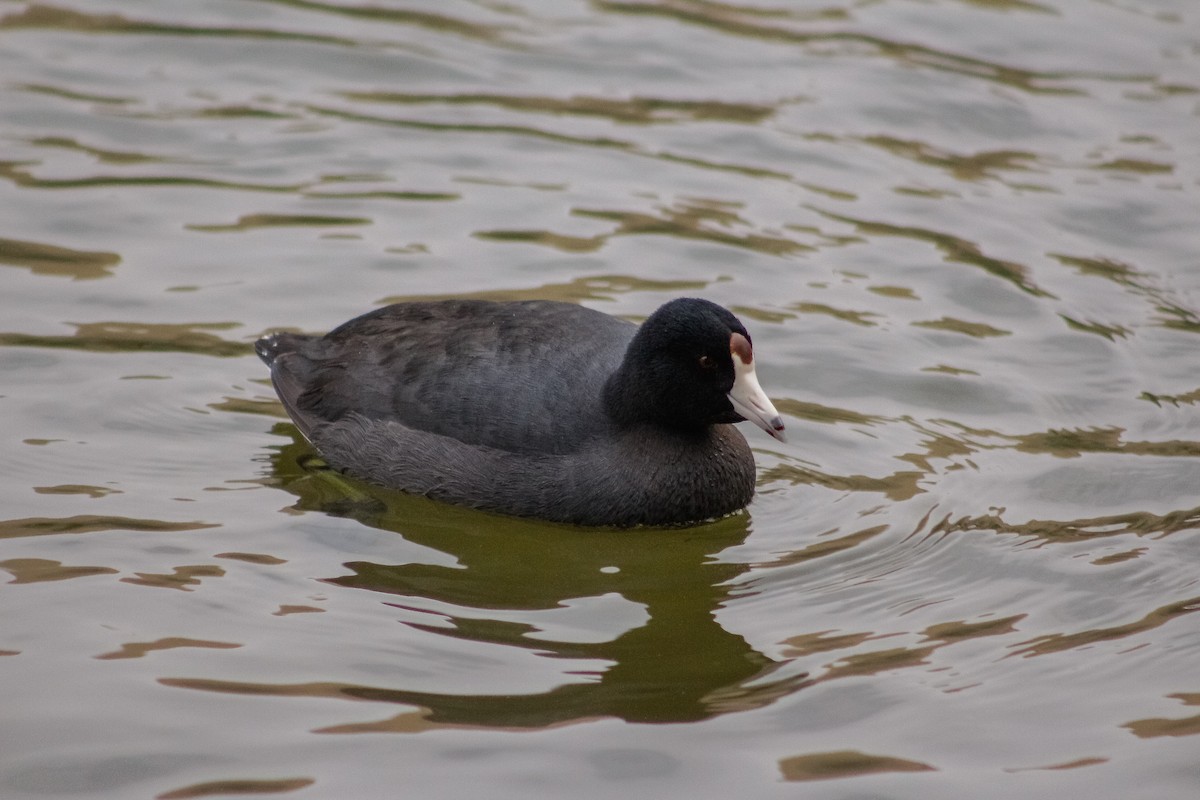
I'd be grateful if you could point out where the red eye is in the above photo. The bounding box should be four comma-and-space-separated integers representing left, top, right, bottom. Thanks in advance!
698, 355, 716, 370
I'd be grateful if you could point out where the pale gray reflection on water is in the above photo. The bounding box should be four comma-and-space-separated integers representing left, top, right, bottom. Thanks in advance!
1, 1, 1199, 798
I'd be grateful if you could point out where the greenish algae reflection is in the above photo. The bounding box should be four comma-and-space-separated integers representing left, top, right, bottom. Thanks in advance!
258, 425, 808, 727
95, 637, 241, 661
303, 104, 795, 184
121, 564, 226, 592
1123, 693, 1200, 739
1140, 387, 1200, 408
475, 200, 811, 255
27, 136, 169, 165
0, 236, 120, 280
0, 558, 118, 583
0, 4, 359, 48
789, 301, 878, 327
814, 210, 1053, 298
930, 505, 1200, 543
473, 229, 606, 254
1008, 596, 1200, 658
13, 82, 132, 105
594, 0, 1134, 94
0, 161, 302, 194
0, 515, 219, 539
156, 777, 315, 800
912, 316, 1011, 338
186, 214, 372, 233
252, 0, 506, 41
1058, 315, 1130, 341
377, 273, 709, 307
761, 462, 925, 502
0, 321, 251, 358
572, 206, 811, 256
341, 91, 774, 125
33, 484, 123, 498
860, 135, 1038, 182
779, 749, 936, 782
1003, 757, 1109, 773
1052, 253, 1200, 334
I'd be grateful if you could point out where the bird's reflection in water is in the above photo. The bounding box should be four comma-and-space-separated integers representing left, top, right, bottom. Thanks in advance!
269, 424, 806, 729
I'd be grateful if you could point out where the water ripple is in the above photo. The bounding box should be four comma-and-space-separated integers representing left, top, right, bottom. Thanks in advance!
1, 0, 1198, 795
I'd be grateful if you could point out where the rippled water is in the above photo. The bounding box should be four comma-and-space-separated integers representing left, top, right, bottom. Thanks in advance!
2, 1, 1199, 798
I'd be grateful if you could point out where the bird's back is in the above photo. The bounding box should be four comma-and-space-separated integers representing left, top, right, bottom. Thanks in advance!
257, 300, 634, 454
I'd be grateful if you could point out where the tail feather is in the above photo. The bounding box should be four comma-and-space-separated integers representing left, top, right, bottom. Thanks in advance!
254, 333, 290, 366
256, 332, 321, 441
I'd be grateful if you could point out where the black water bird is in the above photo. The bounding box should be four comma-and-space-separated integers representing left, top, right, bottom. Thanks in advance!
255, 298, 785, 527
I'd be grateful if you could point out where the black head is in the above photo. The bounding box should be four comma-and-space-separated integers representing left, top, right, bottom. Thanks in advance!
604, 298, 773, 434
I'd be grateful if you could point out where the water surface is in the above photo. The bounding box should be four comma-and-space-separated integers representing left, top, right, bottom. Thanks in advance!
2, 1, 1199, 798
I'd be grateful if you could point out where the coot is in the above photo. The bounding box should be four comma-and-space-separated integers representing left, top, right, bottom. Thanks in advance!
256, 298, 785, 527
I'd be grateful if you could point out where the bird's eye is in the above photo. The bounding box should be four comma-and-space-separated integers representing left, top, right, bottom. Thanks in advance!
698, 355, 716, 370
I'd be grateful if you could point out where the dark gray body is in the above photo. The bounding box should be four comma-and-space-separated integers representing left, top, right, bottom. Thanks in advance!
256, 299, 757, 527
